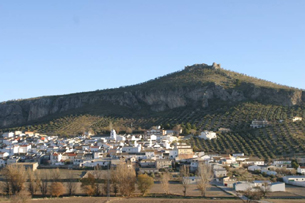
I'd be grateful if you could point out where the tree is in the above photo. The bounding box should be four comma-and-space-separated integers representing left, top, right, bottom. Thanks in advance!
126, 127, 133, 134
92, 167, 103, 196
242, 188, 263, 203
137, 174, 154, 196
116, 163, 136, 197
50, 168, 61, 182
81, 173, 96, 196
2, 168, 11, 195
164, 123, 171, 130
50, 182, 65, 197
10, 190, 31, 203
27, 168, 40, 196
186, 123, 192, 130
66, 170, 77, 196
180, 165, 190, 197
258, 182, 271, 198
190, 129, 197, 135
235, 79, 241, 87
39, 170, 49, 196
291, 159, 299, 169
2, 165, 26, 195
160, 172, 170, 195
81, 167, 104, 196
173, 124, 182, 135
83, 185, 96, 196
196, 164, 213, 196
103, 174, 111, 197
111, 168, 119, 196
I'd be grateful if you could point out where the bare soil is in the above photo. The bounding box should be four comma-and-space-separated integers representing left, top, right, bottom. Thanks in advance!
29, 197, 243, 203
264, 200, 305, 203
285, 185, 305, 197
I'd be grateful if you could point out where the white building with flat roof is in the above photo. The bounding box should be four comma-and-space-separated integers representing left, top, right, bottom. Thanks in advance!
283, 176, 305, 187
199, 131, 217, 140
235, 181, 285, 192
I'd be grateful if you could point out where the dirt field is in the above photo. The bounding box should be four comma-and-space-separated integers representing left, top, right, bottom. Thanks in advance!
264, 200, 305, 203
263, 185, 305, 200
148, 183, 232, 197
61, 183, 232, 197
29, 197, 243, 203
285, 185, 305, 197
266, 191, 303, 199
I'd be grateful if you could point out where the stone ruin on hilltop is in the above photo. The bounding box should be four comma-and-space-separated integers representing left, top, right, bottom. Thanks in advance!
184, 62, 221, 71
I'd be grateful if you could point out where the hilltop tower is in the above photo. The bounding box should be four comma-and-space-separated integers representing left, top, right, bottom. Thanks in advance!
212, 62, 221, 69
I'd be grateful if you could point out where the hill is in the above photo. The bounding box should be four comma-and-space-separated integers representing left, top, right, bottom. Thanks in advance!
1, 62, 304, 128
1, 62, 305, 159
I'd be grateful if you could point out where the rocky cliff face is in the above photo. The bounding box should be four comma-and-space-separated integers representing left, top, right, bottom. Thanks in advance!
1, 82, 304, 128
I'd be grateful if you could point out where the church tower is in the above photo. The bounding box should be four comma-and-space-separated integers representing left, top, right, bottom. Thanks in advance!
110, 129, 117, 141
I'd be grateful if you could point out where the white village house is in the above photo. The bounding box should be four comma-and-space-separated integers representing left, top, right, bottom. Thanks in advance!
199, 131, 217, 140
292, 117, 302, 122
283, 176, 305, 187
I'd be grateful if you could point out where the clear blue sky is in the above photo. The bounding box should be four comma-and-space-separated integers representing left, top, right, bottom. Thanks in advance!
1, 0, 304, 102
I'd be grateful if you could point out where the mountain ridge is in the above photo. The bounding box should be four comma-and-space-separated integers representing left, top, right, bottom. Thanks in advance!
1, 62, 304, 128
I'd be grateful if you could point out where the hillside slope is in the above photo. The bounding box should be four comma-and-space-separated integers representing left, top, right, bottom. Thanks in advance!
1, 62, 304, 128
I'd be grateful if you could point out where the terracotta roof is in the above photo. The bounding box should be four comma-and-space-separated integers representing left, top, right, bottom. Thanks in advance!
154, 151, 162, 155
65, 153, 77, 156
